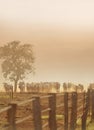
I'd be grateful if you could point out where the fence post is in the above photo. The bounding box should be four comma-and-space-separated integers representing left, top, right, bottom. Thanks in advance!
64, 92, 68, 130
7, 103, 17, 130
70, 92, 77, 130
48, 93, 57, 130
32, 96, 42, 130
91, 89, 94, 121
82, 90, 89, 130
82, 92, 86, 130
87, 89, 91, 117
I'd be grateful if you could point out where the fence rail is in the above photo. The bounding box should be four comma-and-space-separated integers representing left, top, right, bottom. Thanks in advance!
0, 89, 94, 130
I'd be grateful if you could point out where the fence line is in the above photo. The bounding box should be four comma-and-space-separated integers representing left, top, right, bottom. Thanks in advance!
0, 89, 94, 130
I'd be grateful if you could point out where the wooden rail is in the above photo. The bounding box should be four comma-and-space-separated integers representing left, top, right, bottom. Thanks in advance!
0, 89, 94, 130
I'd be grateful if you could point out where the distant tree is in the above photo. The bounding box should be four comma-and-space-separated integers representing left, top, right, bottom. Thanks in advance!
63, 82, 67, 92
0, 41, 35, 92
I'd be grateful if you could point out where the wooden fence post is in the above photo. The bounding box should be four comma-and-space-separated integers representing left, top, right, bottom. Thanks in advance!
7, 103, 17, 130
64, 92, 68, 130
48, 93, 57, 130
70, 92, 77, 130
87, 89, 90, 117
91, 89, 94, 121
32, 96, 42, 130
82, 90, 89, 130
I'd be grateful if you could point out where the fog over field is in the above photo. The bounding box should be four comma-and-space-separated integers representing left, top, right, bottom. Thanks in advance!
0, 0, 94, 89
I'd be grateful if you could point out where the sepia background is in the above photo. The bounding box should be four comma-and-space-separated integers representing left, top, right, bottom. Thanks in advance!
0, 0, 94, 89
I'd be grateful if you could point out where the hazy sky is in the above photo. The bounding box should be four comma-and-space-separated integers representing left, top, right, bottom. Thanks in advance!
0, 0, 94, 86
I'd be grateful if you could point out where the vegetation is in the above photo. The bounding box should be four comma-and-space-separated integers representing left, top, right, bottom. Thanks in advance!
0, 41, 35, 92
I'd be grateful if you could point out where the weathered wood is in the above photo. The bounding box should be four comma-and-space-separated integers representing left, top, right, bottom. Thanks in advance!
32, 96, 42, 130
40, 95, 52, 99
82, 90, 89, 130
56, 104, 64, 108
77, 105, 83, 112
16, 115, 32, 124
17, 98, 35, 106
87, 89, 91, 117
41, 108, 51, 113
70, 92, 77, 130
42, 122, 48, 128
91, 89, 94, 121
0, 106, 11, 114
64, 92, 68, 130
7, 103, 17, 130
48, 93, 57, 130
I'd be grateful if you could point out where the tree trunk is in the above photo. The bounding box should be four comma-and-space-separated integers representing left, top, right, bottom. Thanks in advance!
14, 80, 18, 93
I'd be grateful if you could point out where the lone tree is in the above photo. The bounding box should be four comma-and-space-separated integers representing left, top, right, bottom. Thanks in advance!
0, 41, 35, 92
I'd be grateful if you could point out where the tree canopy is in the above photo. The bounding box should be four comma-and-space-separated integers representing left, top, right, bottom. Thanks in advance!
0, 41, 35, 92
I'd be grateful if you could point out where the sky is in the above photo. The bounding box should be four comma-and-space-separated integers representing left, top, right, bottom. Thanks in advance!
0, 0, 94, 88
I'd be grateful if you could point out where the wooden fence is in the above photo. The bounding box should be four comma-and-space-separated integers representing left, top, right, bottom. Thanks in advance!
0, 89, 94, 130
